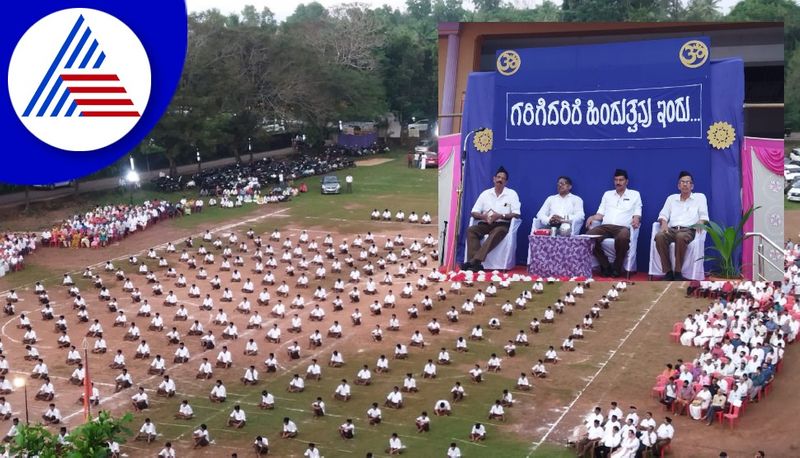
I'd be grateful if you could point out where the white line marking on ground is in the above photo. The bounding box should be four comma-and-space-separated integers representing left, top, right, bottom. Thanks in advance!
525, 282, 672, 457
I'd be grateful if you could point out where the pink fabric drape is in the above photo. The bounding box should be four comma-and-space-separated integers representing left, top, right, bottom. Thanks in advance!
438, 134, 460, 167
438, 134, 461, 270
741, 137, 784, 279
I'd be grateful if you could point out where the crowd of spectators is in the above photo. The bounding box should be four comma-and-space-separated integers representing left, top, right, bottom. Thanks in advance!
0, 233, 37, 278
661, 277, 791, 424
190, 143, 386, 197
39, 200, 185, 251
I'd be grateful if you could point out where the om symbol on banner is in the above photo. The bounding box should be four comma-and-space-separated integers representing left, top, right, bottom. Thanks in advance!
679, 40, 708, 68
497, 50, 521, 76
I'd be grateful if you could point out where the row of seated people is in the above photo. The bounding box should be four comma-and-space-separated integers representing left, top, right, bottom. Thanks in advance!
369, 209, 433, 224
571, 402, 675, 458
39, 200, 185, 250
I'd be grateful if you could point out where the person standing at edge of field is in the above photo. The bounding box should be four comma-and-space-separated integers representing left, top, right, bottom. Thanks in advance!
346, 174, 353, 193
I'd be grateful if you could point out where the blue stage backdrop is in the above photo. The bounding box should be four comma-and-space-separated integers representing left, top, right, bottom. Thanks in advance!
456, 37, 743, 272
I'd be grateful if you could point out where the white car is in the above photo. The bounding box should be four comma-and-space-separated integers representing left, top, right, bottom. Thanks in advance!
791, 148, 800, 162
788, 184, 800, 202
785, 163, 800, 181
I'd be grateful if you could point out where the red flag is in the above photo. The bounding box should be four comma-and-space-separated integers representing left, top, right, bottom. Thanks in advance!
83, 343, 91, 421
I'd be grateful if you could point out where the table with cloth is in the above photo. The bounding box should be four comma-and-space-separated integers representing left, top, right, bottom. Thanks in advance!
528, 235, 595, 278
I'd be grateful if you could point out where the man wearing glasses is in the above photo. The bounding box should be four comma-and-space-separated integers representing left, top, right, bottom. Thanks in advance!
535, 176, 585, 230
654, 171, 708, 280
464, 167, 521, 271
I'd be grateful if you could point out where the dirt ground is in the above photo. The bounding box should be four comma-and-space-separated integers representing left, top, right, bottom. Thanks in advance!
0, 208, 796, 457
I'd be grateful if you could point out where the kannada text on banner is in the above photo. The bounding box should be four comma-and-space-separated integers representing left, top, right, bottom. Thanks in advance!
494, 36, 711, 150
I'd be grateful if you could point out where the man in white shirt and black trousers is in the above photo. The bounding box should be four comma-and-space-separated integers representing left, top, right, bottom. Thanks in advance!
585, 169, 642, 278
535, 176, 585, 231
654, 171, 708, 281
463, 167, 521, 271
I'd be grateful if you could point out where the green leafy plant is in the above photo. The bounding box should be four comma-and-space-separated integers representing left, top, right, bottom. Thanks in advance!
65, 411, 133, 458
694, 205, 759, 278
8, 423, 60, 458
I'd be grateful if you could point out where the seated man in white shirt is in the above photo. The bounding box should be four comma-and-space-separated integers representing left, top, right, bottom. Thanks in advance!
470, 422, 486, 441
488, 400, 505, 421
175, 400, 194, 420
385, 386, 404, 408
434, 399, 452, 416
654, 171, 709, 280
227, 404, 247, 428
157, 375, 176, 397
535, 175, 585, 232
387, 433, 405, 455
463, 167, 521, 271
131, 388, 149, 412
281, 417, 298, 438
259, 389, 275, 409
209, 380, 227, 402
584, 169, 643, 277
158, 441, 177, 458
136, 418, 157, 443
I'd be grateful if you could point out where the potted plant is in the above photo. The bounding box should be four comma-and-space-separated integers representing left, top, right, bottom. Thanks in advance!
693, 206, 758, 279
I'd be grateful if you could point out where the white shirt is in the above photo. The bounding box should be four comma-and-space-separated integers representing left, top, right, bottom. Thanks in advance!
179, 403, 193, 416
597, 188, 642, 226
358, 368, 372, 380
389, 437, 403, 450
283, 420, 298, 433
211, 384, 227, 398
140, 422, 157, 435
656, 423, 674, 439
471, 186, 521, 217
335, 383, 351, 397
159, 379, 176, 392
658, 192, 709, 227
537, 193, 585, 226
471, 424, 486, 436
387, 390, 403, 403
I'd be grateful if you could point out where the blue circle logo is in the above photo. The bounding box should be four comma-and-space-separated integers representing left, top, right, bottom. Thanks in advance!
2, 1, 186, 184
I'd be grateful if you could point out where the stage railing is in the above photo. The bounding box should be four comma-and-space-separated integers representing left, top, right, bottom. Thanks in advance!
745, 232, 785, 281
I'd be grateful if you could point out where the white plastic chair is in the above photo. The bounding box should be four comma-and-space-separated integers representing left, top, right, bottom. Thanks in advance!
588, 220, 639, 277
463, 217, 521, 270
527, 217, 584, 265
648, 222, 707, 280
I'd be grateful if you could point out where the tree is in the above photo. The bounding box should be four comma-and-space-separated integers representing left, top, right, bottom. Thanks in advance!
66, 411, 133, 458
432, 0, 467, 22
727, 0, 800, 55
8, 423, 60, 458
684, 0, 722, 20
406, 0, 432, 19
473, 0, 502, 13
786, 46, 800, 129
380, 27, 437, 121
562, 0, 629, 21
